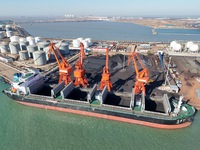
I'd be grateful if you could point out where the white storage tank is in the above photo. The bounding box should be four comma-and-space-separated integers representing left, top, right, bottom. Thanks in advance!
9, 42, 20, 54
43, 47, 60, 61
72, 39, 80, 48
35, 37, 42, 43
28, 37, 36, 45
27, 45, 38, 58
170, 41, 177, 48
0, 25, 5, 31
19, 50, 29, 60
85, 38, 92, 46
33, 51, 47, 66
55, 42, 69, 55
10, 36, 19, 42
186, 41, 194, 49
6, 31, 14, 37
37, 41, 50, 50
19, 41, 29, 50
5, 25, 12, 31
0, 31, 5, 38
82, 40, 89, 49
173, 43, 182, 52
19, 37, 27, 42
77, 37, 84, 42
189, 44, 199, 52
0, 42, 10, 53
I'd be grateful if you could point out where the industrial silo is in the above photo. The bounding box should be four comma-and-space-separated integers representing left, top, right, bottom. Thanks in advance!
0, 25, 5, 31
10, 36, 19, 42
43, 46, 60, 61
19, 41, 29, 50
0, 31, 5, 39
37, 41, 50, 50
173, 43, 182, 52
6, 31, 14, 37
82, 40, 89, 49
0, 42, 10, 53
9, 42, 20, 54
72, 39, 80, 48
35, 37, 42, 43
27, 45, 38, 58
186, 41, 194, 49
5, 25, 12, 31
33, 51, 47, 66
77, 37, 84, 42
55, 42, 69, 55
85, 38, 92, 46
28, 37, 36, 45
189, 44, 199, 53
19, 50, 29, 60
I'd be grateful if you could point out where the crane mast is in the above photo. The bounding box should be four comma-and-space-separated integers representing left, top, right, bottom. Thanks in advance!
99, 48, 112, 91
128, 45, 149, 110
48, 42, 72, 85
73, 42, 88, 87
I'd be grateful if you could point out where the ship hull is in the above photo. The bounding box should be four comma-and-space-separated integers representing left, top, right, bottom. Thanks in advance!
3, 91, 195, 129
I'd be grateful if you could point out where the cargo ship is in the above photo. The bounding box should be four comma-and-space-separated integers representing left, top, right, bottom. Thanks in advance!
2, 67, 196, 129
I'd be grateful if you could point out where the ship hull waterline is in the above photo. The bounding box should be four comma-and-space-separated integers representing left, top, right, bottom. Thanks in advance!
4, 91, 194, 130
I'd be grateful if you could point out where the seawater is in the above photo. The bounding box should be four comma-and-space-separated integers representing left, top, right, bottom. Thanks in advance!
19, 21, 200, 42
0, 80, 200, 149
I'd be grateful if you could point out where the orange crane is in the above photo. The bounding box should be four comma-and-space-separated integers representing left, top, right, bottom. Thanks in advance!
128, 46, 149, 95
48, 42, 72, 85
73, 42, 88, 87
99, 48, 112, 91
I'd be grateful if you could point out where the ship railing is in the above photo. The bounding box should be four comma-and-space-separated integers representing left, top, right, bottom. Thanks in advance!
101, 104, 131, 112
62, 98, 89, 105
29, 94, 54, 100
143, 110, 169, 117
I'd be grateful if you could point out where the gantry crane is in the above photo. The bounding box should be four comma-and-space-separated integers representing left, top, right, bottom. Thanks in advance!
48, 42, 72, 85
99, 48, 112, 91
128, 45, 149, 109
73, 42, 88, 87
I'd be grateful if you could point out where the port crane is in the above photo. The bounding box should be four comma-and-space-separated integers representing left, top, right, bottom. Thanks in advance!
48, 42, 72, 85
99, 48, 112, 91
128, 45, 149, 110
74, 42, 88, 87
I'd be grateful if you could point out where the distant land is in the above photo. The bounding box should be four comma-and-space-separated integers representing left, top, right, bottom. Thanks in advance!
1, 16, 200, 29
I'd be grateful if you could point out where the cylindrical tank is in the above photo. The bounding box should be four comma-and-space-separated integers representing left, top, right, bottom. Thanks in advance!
82, 40, 89, 49
37, 41, 50, 50
0, 42, 10, 53
55, 42, 69, 55
189, 44, 199, 52
0, 31, 5, 38
35, 37, 42, 43
19, 37, 27, 42
170, 41, 177, 48
85, 38, 92, 46
27, 45, 38, 58
72, 39, 80, 48
19, 50, 29, 60
19, 41, 29, 50
6, 31, 14, 37
28, 37, 36, 45
10, 36, 19, 42
33, 51, 47, 66
9, 42, 20, 54
173, 43, 182, 52
5, 25, 12, 31
77, 37, 84, 42
186, 41, 194, 49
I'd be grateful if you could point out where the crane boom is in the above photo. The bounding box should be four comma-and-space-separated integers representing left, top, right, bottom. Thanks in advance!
48, 42, 72, 85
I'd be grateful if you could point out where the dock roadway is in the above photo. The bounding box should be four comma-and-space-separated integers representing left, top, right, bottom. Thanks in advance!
0, 61, 21, 83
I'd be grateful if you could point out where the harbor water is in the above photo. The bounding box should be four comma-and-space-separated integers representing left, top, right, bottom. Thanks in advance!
1, 21, 200, 149
0, 79, 200, 150
19, 21, 200, 42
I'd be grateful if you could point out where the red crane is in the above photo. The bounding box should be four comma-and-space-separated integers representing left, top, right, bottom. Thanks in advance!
73, 42, 88, 87
99, 48, 112, 91
128, 46, 149, 95
48, 42, 72, 85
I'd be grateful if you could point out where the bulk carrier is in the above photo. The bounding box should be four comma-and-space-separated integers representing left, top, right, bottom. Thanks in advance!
3, 66, 196, 129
